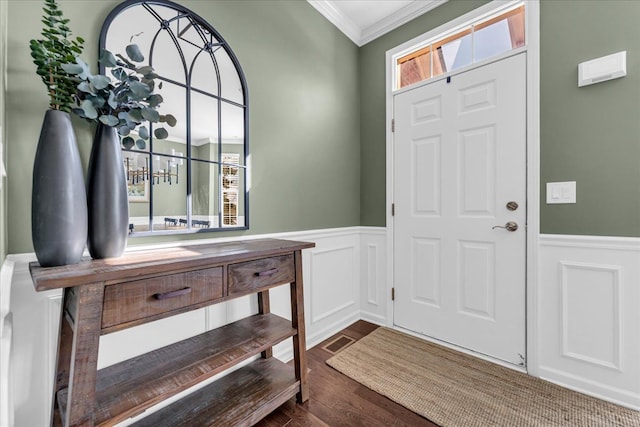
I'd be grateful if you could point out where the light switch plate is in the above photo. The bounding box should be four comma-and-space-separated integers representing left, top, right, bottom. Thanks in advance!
546, 181, 576, 204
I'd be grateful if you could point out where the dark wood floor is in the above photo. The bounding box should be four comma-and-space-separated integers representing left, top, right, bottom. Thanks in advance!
257, 321, 439, 427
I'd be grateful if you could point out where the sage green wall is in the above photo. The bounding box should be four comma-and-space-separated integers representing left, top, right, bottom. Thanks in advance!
360, 0, 640, 237
5, 0, 360, 253
9, 1, 634, 254
359, 0, 490, 226
0, 0, 8, 263
539, 0, 640, 236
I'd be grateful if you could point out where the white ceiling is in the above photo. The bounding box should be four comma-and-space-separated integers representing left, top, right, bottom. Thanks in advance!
307, 0, 448, 46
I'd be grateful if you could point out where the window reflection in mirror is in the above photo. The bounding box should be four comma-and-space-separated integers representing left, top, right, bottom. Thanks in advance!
100, 0, 248, 235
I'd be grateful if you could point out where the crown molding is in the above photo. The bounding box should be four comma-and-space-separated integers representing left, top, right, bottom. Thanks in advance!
361, 0, 448, 45
307, 0, 362, 45
307, 0, 448, 47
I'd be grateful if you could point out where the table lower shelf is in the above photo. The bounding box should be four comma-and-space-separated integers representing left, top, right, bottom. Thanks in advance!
132, 357, 300, 426
56, 313, 296, 426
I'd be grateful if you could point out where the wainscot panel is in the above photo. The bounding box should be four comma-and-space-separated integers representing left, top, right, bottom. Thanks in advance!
539, 234, 640, 410
359, 227, 387, 325
3, 227, 379, 426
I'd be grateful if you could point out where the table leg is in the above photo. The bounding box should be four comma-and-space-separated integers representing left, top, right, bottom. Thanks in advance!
51, 283, 104, 427
290, 250, 308, 403
257, 290, 273, 359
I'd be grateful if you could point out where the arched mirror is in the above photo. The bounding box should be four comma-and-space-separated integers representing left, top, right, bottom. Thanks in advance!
100, 0, 248, 235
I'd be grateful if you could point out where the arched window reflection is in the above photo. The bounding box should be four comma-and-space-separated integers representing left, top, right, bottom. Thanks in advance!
100, 0, 248, 234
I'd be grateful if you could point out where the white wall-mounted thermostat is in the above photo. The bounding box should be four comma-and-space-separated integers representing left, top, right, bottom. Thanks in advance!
578, 51, 626, 87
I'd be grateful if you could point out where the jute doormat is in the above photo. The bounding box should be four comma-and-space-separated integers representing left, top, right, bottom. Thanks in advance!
326, 327, 640, 426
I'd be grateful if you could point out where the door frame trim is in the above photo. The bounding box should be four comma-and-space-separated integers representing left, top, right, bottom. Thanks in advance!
384, 0, 540, 375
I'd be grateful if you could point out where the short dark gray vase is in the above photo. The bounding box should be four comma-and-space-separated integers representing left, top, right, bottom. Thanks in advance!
32, 110, 88, 267
87, 124, 128, 259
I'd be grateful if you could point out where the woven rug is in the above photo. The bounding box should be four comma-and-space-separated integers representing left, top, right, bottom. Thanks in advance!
326, 327, 640, 426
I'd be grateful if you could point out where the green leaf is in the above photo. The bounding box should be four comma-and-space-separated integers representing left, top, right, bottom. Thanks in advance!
154, 127, 169, 140
118, 126, 131, 137
77, 81, 94, 94
108, 90, 118, 109
136, 65, 154, 75
90, 75, 110, 90
141, 107, 160, 122
111, 67, 127, 81
125, 44, 144, 62
60, 62, 83, 74
92, 94, 106, 108
70, 57, 92, 80
99, 49, 117, 68
135, 139, 147, 149
79, 99, 98, 119
163, 114, 177, 127
121, 136, 135, 150
148, 94, 163, 108
115, 53, 135, 69
143, 79, 155, 92
129, 80, 151, 99
99, 115, 119, 126
128, 109, 143, 122
118, 111, 131, 121
138, 125, 149, 139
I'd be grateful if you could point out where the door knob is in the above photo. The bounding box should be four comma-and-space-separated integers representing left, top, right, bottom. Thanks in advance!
492, 221, 518, 232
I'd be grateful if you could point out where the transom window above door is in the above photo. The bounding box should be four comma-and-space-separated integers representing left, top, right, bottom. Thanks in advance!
395, 4, 525, 90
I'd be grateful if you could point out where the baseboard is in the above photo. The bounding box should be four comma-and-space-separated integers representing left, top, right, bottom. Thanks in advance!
539, 366, 640, 411
273, 311, 361, 363
359, 311, 386, 326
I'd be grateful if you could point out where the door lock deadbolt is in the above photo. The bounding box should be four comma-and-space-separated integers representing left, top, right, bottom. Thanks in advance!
506, 201, 519, 211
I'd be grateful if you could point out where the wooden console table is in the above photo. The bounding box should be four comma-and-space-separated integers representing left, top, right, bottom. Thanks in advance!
30, 238, 315, 427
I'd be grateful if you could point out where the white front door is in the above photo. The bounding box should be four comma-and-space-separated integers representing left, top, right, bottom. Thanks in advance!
393, 53, 526, 366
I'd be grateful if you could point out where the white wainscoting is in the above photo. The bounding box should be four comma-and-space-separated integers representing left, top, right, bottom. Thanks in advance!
2, 226, 384, 427
7, 229, 640, 425
0, 259, 15, 427
359, 227, 388, 326
538, 234, 640, 410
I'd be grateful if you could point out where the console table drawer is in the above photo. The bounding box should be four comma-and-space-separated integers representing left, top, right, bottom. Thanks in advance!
228, 254, 295, 295
102, 267, 224, 329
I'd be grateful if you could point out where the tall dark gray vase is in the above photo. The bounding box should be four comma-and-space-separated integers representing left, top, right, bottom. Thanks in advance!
32, 110, 88, 267
87, 124, 128, 259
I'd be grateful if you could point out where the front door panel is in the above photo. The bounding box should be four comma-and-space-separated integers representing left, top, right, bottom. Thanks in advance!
393, 53, 526, 365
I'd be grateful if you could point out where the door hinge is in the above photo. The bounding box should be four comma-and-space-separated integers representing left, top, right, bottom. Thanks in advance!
391, 118, 395, 132
391, 203, 395, 216
391, 287, 395, 301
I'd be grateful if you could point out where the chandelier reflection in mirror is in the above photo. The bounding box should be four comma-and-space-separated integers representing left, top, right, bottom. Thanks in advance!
101, 0, 248, 235
124, 150, 182, 185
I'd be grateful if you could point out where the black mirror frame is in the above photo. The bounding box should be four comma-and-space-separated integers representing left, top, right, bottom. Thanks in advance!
99, 0, 249, 236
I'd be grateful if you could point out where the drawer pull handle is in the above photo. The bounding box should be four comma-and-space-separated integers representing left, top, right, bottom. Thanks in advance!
256, 268, 278, 277
153, 287, 192, 300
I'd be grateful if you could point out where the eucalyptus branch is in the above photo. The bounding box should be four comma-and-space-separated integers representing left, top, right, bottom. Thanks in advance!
62, 44, 176, 149
29, 0, 84, 112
